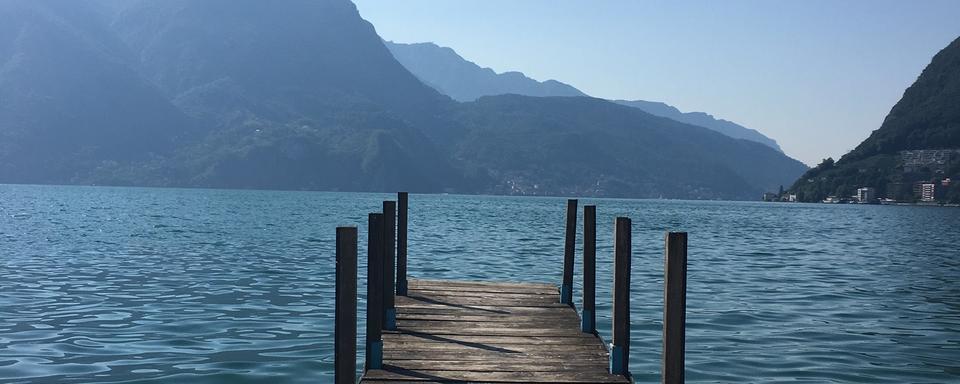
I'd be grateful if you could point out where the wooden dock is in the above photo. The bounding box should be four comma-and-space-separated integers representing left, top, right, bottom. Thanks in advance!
335, 194, 688, 384
360, 278, 629, 383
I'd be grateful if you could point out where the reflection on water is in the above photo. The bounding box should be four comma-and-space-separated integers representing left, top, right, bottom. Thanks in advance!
1, 185, 958, 383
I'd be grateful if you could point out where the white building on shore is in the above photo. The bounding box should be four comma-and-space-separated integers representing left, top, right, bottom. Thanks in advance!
856, 187, 876, 203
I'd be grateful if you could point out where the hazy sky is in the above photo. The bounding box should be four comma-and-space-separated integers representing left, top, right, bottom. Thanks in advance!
353, 0, 959, 165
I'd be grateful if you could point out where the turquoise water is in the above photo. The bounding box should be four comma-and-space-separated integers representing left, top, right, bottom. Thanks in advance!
1, 184, 958, 383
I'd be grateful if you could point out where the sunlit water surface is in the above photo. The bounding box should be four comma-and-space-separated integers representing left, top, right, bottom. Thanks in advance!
1, 185, 958, 383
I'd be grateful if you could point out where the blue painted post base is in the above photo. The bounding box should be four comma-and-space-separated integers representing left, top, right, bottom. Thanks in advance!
366, 341, 383, 370
397, 280, 408, 296
560, 284, 572, 305
385, 308, 397, 330
610, 344, 628, 375
580, 310, 595, 333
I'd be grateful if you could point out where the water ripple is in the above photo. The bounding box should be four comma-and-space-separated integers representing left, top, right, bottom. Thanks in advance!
1, 185, 959, 382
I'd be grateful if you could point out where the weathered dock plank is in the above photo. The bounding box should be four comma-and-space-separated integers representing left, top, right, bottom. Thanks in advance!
337, 198, 689, 382
360, 279, 629, 383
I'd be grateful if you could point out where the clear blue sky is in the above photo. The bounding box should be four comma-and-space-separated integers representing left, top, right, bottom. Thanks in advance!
353, 0, 959, 165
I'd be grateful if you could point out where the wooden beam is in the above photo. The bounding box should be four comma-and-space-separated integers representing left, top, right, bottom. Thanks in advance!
335, 226, 358, 384
383, 201, 397, 330
397, 192, 409, 296
581, 205, 596, 334
663, 232, 687, 384
360, 279, 630, 383
366, 213, 384, 370
610, 217, 631, 376
561, 199, 577, 305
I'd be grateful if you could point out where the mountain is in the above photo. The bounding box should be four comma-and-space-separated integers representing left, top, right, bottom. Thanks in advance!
386, 40, 783, 152
612, 100, 782, 152
0, 0, 460, 191
105, 0, 462, 191
110, 1, 450, 124
447, 95, 806, 199
385, 41, 586, 102
0, 1, 195, 185
788, 36, 960, 202
0, 0, 808, 199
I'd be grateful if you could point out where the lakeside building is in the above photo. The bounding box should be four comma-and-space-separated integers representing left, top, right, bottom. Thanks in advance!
856, 187, 876, 203
762, 192, 778, 202
913, 182, 925, 199
920, 183, 938, 202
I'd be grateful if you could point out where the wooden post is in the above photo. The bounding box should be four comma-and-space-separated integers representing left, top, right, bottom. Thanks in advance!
335, 227, 357, 384
581, 205, 596, 333
663, 232, 687, 384
382, 201, 397, 330
610, 217, 631, 376
365, 213, 384, 371
397, 192, 408, 296
561, 199, 577, 305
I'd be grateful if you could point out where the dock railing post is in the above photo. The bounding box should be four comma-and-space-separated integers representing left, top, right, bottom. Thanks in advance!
581, 205, 596, 333
335, 226, 357, 384
382, 201, 397, 330
365, 213, 384, 371
610, 217, 631, 376
561, 199, 577, 305
397, 192, 408, 296
663, 232, 687, 384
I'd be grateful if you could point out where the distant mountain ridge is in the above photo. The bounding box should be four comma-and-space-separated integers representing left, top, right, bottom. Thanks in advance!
612, 100, 782, 152
386, 40, 783, 152
447, 95, 805, 199
385, 41, 586, 102
0, 0, 808, 200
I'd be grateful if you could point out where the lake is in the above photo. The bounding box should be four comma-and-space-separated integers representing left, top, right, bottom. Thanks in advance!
1, 184, 958, 383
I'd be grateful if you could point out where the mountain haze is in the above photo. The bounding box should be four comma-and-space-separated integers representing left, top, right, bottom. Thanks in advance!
386, 40, 784, 153
0, 0, 807, 199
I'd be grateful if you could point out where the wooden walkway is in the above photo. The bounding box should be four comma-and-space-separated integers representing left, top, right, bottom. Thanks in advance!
359, 279, 629, 383
335, 194, 687, 384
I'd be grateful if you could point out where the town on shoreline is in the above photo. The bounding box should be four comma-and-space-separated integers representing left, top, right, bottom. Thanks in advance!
763, 177, 959, 207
